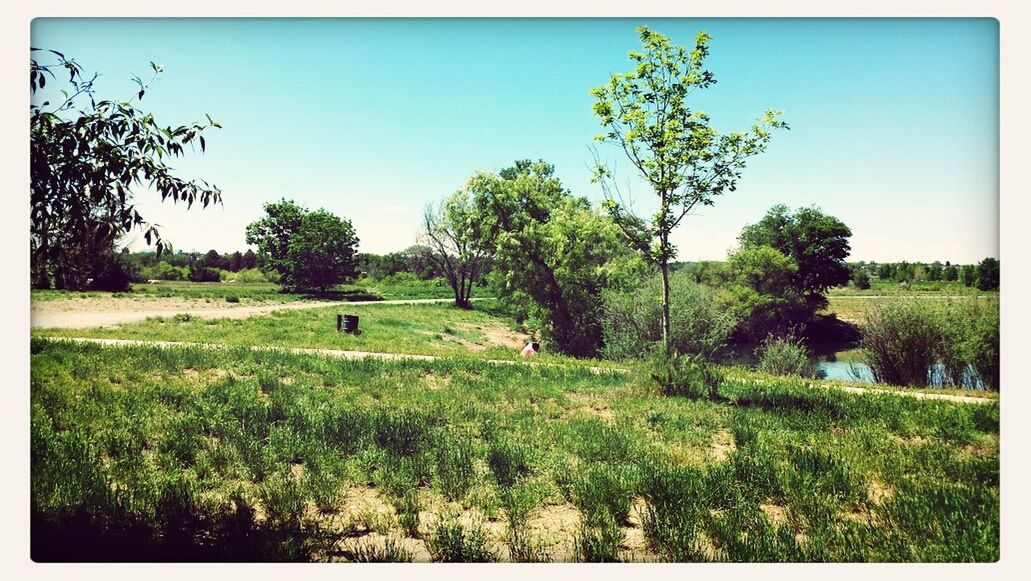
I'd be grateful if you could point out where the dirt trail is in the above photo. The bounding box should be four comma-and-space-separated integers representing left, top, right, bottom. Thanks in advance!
30, 297, 479, 329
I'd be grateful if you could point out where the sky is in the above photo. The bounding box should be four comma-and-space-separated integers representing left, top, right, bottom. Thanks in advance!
30, 18, 999, 263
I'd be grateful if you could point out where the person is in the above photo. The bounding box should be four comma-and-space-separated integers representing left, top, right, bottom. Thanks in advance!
521, 341, 539, 358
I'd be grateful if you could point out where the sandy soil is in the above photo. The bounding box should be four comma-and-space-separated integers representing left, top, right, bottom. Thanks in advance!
30, 297, 465, 329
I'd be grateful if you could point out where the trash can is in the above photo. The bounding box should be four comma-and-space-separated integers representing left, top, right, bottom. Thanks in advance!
337, 314, 359, 333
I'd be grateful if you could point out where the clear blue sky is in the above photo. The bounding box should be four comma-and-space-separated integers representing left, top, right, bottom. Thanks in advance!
31, 18, 999, 263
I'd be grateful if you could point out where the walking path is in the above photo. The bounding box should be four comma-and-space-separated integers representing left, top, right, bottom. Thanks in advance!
30, 297, 482, 329
40, 336, 997, 405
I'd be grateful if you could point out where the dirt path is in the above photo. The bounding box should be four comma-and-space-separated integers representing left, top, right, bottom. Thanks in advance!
40, 337, 997, 404
30, 297, 481, 329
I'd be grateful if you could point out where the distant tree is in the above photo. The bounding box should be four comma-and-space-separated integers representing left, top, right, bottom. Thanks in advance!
961, 264, 976, 287
893, 262, 914, 284
31, 50, 221, 290
241, 249, 258, 270
927, 261, 944, 282
227, 251, 243, 272
590, 26, 786, 360
976, 258, 1000, 291
738, 204, 852, 315
201, 249, 224, 270
853, 269, 871, 290
245, 199, 359, 293
877, 263, 895, 280
944, 264, 959, 282
421, 190, 490, 308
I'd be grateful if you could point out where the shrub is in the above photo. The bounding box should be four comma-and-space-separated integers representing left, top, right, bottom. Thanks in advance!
571, 463, 636, 525
487, 439, 532, 488
650, 351, 724, 400
602, 272, 737, 360
853, 270, 871, 290
232, 267, 271, 283
434, 433, 476, 500
188, 265, 221, 283
859, 300, 941, 386
573, 511, 623, 562
225, 296, 240, 303
428, 517, 495, 562
754, 333, 816, 378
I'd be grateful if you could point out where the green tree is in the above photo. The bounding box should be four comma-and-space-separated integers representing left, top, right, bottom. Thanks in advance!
421, 190, 490, 308
201, 249, 224, 270
241, 249, 258, 270
961, 264, 976, 287
590, 27, 786, 359
245, 199, 359, 293
723, 245, 808, 340
927, 261, 944, 282
878, 263, 895, 280
944, 264, 959, 282
853, 269, 871, 290
976, 258, 1000, 291
31, 50, 221, 290
738, 204, 852, 316
470, 160, 646, 357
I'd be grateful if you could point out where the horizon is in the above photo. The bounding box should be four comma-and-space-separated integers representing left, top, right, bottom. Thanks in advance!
30, 18, 1000, 263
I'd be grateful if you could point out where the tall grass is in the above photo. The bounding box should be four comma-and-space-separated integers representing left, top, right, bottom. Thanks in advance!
859, 298, 999, 389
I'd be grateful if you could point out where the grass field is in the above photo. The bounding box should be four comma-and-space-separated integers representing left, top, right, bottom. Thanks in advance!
31, 337, 998, 562
30, 279, 461, 303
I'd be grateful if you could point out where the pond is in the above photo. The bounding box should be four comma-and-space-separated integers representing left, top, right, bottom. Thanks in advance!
723, 342, 987, 390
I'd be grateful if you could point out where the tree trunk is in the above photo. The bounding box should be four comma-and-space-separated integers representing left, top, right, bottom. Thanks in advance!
660, 252, 672, 360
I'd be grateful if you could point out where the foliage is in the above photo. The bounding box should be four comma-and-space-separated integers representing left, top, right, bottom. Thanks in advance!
852, 269, 871, 290
722, 245, 809, 341
590, 26, 786, 358
30, 50, 221, 290
738, 204, 852, 315
470, 160, 646, 357
421, 190, 490, 308
245, 199, 359, 293
187, 265, 220, 283
650, 351, 724, 400
975, 258, 999, 291
601, 271, 737, 360
428, 517, 495, 562
754, 333, 817, 378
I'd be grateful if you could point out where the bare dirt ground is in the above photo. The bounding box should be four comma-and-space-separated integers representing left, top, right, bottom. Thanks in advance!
30, 297, 467, 329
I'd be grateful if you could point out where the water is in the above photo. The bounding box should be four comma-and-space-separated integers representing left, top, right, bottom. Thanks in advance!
726, 342, 986, 390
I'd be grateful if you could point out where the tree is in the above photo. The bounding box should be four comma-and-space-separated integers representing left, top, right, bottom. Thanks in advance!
976, 258, 1000, 291
853, 269, 871, 290
961, 264, 976, 287
245, 199, 359, 293
927, 261, 944, 282
470, 160, 645, 357
723, 245, 809, 340
241, 249, 258, 270
590, 27, 787, 359
421, 190, 489, 308
201, 249, 224, 270
227, 251, 244, 272
31, 50, 221, 289
944, 264, 959, 282
738, 204, 852, 315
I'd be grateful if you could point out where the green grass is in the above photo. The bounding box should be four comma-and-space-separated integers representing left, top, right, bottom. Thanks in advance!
827, 279, 990, 297
31, 338, 998, 562
31, 279, 464, 303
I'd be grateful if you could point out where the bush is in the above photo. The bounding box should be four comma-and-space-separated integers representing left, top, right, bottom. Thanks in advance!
188, 265, 221, 283
859, 298, 999, 389
602, 271, 737, 360
89, 252, 134, 292
859, 300, 941, 387
853, 270, 871, 290
650, 351, 724, 400
754, 333, 817, 378
428, 517, 495, 562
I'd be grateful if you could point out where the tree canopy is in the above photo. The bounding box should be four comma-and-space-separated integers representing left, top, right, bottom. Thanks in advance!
30, 49, 221, 290
738, 204, 852, 313
590, 27, 787, 358
421, 190, 490, 308
245, 199, 359, 293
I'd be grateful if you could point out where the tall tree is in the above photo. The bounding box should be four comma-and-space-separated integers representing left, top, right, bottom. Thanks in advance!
976, 258, 1000, 291
590, 27, 787, 359
31, 50, 221, 289
738, 204, 852, 315
470, 160, 644, 357
421, 190, 489, 308
245, 199, 359, 293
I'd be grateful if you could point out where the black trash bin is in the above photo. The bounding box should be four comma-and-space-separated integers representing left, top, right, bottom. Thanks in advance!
337, 314, 359, 333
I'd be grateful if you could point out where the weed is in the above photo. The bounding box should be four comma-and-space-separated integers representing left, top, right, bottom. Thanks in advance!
428, 516, 496, 562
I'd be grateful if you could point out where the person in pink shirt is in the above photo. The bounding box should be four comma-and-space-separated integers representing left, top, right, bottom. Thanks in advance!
521, 341, 540, 358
